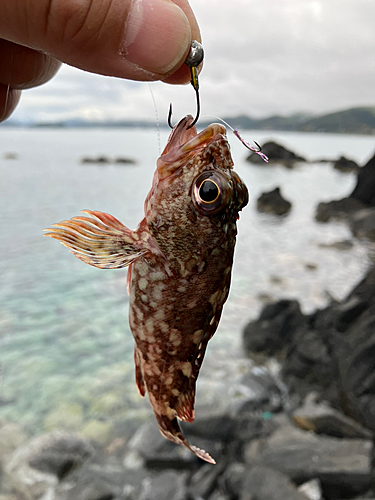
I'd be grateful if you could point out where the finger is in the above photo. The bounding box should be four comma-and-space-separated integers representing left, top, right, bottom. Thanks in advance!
0, 83, 21, 122
0, 0, 198, 82
0, 39, 61, 90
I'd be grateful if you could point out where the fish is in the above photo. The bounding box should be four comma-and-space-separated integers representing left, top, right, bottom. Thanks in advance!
45, 115, 248, 464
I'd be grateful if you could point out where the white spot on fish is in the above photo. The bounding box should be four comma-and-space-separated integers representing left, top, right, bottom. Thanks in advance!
149, 271, 166, 282
145, 318, 154, 334
160, 321, 169, 333
181, 362, 192, 378
138, 278, 148, 291
154, 309, 165, 321
193, 330, 203, 344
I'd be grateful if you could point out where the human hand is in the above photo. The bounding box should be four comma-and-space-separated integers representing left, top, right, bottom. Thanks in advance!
0, 0, 201, 121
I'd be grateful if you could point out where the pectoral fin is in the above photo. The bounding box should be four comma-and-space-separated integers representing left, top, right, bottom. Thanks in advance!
44, 210, 147, 269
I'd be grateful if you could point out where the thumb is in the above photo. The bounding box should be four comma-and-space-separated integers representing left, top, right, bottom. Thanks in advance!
0, 0, 199, 81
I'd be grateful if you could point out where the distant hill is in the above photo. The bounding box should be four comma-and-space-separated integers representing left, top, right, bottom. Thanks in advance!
217, 107, 375, 135
2, 106, 375, 134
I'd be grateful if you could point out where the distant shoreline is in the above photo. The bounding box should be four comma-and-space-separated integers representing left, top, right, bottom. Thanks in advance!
2, 106, 375, 135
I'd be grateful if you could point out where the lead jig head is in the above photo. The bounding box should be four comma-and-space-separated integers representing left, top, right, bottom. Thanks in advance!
168, 40, 204, 130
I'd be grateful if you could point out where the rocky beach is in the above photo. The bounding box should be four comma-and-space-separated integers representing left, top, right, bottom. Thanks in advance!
1, 141, 375, 500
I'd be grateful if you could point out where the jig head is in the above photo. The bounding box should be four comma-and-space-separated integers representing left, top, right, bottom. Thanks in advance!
168, 40, 204, 130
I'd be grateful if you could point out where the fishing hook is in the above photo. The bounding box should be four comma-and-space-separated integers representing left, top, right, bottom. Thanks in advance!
168, 40, 204, 130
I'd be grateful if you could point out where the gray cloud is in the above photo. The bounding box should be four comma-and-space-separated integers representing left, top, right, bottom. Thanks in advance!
11, 0, 375, 123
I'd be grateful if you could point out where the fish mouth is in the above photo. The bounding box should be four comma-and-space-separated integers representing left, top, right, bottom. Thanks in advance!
157, 115, 227, 178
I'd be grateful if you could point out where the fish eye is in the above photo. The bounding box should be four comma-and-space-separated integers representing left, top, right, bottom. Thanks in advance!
198, 179, 220, 204
192, 171, 233, 215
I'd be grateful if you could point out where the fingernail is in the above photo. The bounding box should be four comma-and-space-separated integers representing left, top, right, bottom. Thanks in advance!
122, 0, 191, 75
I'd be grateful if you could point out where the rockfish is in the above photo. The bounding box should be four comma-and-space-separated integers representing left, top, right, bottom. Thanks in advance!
45, 115, 248, 463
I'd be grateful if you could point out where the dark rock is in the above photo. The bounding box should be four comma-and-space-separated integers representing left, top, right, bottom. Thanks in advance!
125, 420, 197, 469
351, 152, 375, 206
333, 155, 359, 173
28, 433, 95, 480
4, 431, 94, 500
138, 470, 189, 500
318, 239, 354, 251
246, 422, 373, 497
81, 156, 110, 164
350, 208, 375, 241
181, 414, 235, 443
218, 462, 246, 498
292, 393, 373, 439
333, 301, 375, 432
257, 187, 292, 216
239, 465, 310, 500
58, 461, 148, 500
315, 197, 365, 222
189, 461, 227, 500
315, 151, 375, 224
207, 491, 230, 500
282, 325, 334, 398
247, 141, 306, 166
3, 152, 18, 160
114, 157, 136, 165
243, 300, 305, 356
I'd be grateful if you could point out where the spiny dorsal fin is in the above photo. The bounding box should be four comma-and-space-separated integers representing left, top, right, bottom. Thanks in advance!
44, 210, 147, 269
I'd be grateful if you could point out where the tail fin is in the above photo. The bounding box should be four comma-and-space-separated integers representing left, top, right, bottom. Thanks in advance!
44, 210, 147, 269
156, 413, 216, 464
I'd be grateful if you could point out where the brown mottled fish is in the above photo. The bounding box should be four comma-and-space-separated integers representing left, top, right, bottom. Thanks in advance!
45, 115, 248, 464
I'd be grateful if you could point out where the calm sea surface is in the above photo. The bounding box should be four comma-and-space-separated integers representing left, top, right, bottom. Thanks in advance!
0, 127, 374, 433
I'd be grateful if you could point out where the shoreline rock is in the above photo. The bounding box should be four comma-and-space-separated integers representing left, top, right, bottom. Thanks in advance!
257, 187, 292, 216
247, 141, 306, 167
315, 151, 375, 238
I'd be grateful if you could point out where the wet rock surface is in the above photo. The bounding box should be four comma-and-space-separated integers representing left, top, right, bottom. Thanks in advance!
257, 187, 292, 215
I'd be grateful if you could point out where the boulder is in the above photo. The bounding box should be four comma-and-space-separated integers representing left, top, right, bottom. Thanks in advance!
292, 394, 373, 439
27, 432, 95, 480
282, 324, 336, 399
124, 420, 197, 469
81, 156, 110, 164
245, 422, 373, 497
257, 187, 292, 215
189, 461, 227, 500
350, 208, 375, 241
243, 300, 305, 356
333, 155, 359, 173
315, 151, 375, 223
3, 432, 94, 500
138, 470, 189, 500
56, 461, 148, 500
247, 141, 306, 166
315, 197, 365, 223
240, 465, 310, 500
2, 152, 18, 160
114, 157, 137, 165
333, 301, 375, 432
351, 151, 375, 206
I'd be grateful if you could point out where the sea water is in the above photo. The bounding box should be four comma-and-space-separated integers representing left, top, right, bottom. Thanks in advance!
0, 127, 373, 433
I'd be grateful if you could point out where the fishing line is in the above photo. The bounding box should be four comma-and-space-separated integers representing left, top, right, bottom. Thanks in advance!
201, 114, 269, 162
1, 48, 14, 122
148, 83, 161, 155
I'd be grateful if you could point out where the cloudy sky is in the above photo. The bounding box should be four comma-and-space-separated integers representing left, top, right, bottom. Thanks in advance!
11, 0, 375, 123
